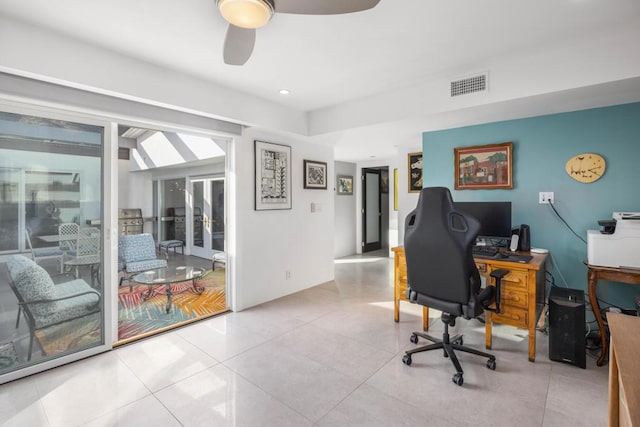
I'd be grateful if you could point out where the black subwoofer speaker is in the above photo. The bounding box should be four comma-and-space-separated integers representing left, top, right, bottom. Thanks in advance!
549, 287, 586, 368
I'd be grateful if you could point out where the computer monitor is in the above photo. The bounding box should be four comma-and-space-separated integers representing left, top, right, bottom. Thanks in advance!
454, 201, 512, 243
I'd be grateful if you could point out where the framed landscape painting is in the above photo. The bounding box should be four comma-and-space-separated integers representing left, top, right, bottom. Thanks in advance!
454, 142, 513, 190
255, 140, 292, 210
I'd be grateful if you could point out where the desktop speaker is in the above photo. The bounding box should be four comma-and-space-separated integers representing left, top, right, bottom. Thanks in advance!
509, 235, 519, 252
548, 287, 586, 369
511, 224, 531, 252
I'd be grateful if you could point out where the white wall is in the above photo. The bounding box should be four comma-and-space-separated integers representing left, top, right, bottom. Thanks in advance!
334, 161, 356, 258
118, 160, 151, 215
233, 128, 334, 310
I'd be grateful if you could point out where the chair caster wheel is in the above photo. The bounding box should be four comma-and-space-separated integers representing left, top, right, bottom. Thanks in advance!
409, 334, 419, 344
453, 337, 463, 345
452, 373, 464, 386
402, 354, 412, 366
487, 359, 496, 370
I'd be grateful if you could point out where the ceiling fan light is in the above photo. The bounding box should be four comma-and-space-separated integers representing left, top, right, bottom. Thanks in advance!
218, 0, 274, 29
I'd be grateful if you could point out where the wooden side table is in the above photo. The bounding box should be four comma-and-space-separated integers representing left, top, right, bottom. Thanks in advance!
585, 263, 640, 366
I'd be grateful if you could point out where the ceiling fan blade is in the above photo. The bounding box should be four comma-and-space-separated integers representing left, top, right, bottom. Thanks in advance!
223, 24, 256, 66
274, 0, 380, 15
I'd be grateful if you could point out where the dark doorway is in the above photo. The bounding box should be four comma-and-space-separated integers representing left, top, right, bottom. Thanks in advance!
362, 168, 382, 252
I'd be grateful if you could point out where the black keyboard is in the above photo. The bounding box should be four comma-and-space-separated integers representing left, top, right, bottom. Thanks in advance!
501, 254, 533, 263
472, 246, 498, 257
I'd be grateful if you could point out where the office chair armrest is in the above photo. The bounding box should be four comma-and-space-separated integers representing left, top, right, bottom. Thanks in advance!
481, 269, 509, 314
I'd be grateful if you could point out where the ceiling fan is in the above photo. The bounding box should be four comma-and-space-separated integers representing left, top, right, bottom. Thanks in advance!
217, 0, 381, 65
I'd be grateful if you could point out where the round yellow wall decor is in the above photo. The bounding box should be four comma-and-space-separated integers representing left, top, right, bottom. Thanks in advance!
565, 153, 606, 183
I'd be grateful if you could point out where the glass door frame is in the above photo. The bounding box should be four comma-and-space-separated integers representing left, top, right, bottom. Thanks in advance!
0, 99, 116, 385
188, 175, 224, 260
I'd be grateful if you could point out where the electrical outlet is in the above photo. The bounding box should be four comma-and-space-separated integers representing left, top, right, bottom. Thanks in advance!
285, 270, 291, 280
539, 192, 554, 204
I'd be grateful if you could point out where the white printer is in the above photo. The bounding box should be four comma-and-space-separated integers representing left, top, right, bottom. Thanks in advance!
587, 212, 640, 269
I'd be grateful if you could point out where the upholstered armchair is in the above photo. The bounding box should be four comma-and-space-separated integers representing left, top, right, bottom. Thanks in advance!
118, 233, 167, 291
6, 255, 101, 361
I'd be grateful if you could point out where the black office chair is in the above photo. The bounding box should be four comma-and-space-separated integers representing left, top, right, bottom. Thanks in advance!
402, 187, 508, 386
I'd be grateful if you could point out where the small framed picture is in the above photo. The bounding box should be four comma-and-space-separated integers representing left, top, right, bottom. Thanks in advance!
408, 152, 423, 193
454, 142, 513, 190
380, 169, 389, 194
337, 175, 353, 195
303, 160, 327, 189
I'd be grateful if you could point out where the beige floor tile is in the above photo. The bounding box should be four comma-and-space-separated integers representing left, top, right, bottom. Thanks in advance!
156, 364, 313, 426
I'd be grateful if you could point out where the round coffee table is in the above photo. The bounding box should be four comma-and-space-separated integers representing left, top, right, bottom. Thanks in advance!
131, 266, 205, 313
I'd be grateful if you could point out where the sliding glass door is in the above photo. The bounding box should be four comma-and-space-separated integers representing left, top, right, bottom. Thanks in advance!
0, 108, 108, 382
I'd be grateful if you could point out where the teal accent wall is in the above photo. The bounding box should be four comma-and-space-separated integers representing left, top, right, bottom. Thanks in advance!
423, 102, 640, 309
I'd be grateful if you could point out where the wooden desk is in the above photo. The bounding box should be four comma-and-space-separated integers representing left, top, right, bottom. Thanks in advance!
586, 263, 640, 366
392, 246, 547, 362
392, 247, 429, 331
607, 313, 640, 427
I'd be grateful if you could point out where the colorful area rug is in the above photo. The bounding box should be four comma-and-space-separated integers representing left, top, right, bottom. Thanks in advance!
118, 268, 227, 341
33, 268, 227, 354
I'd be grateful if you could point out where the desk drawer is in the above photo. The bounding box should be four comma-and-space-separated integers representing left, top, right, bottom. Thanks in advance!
501, 288, 529, 310
501, 269, 529, 291
492, 307, 528, 328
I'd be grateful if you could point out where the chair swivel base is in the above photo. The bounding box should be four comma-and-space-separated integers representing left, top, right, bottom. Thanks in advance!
402, 322, 496, 386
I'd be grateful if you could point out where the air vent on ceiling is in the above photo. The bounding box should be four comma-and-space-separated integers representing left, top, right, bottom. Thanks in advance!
450, 73, 488, 97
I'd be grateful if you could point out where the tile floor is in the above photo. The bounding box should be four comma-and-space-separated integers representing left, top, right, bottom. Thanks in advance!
0, 250, 608, 426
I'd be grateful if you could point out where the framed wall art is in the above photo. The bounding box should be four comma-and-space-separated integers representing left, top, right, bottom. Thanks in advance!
336, 175, 353, 195
255, 140, 292, 210
408, 152, 423, 193
454, 141, 513, 190
303, 160, 327, 189
380, 169, 389, 194
393, 168, 398, 211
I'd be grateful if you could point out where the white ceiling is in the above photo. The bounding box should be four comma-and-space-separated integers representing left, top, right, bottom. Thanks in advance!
1, 0, 640, 161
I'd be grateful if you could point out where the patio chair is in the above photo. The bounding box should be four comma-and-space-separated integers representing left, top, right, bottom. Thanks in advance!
24, 227, 64, 273
6, 255, 101, 361
64, 227, 101, 278
118, 233, 167, 291
58, 222, 79, 252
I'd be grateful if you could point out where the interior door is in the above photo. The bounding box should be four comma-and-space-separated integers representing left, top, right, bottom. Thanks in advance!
362, 168, 382, 252
189, 177, 224, 259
